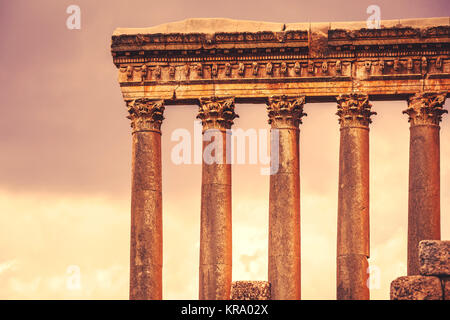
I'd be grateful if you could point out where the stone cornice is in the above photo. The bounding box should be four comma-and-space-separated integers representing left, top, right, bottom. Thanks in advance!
328, 25, 449, 43
112, 30, 308, 49
112, 25, 448, 55
111, 19, 449, 63
112, 18, 450, 103
403, 91, 448, 126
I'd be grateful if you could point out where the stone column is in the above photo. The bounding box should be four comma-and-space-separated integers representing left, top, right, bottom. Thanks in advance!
197, 96, 238, 300
336, 93, 376, 300
126, 98, 165, 300
266, 95, 307, 300
402, 92, 447, 276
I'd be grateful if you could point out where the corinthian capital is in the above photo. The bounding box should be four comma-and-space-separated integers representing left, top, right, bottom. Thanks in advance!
336, 93, 376, 128
403, 92, 448, 126
126, 98, 165, 132
197, 96, 239, 130
266, 95, 307, 128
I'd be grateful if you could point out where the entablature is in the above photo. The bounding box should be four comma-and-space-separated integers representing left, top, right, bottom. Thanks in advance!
111, 17, 450, 103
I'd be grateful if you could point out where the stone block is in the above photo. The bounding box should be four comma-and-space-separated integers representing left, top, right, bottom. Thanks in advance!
231, 281, 271, 300
390, 276, 442, 300
419, 240, 450, 276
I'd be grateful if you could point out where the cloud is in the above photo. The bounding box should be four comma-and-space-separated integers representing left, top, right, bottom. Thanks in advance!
0, 189, 130, 299
0, 260, 18, 274
0, 0, 449, 300
5, 265, 128, 299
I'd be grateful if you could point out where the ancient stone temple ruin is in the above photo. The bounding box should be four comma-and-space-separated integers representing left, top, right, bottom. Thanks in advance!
110, 17, 450, 300
391, 240, 450, 300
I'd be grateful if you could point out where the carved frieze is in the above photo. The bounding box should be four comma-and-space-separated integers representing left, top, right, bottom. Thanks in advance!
112, 19, 449, 100
212, 64, 218, 77
252, 62, 259, 76
328, 26, 449, 41
393, 59, 400, 72
169, 66, 175, 78
280, 62, 287, 75
225, 63, 232, 76
184, 64, 190, 77
421, 56, 428, 73
195, 63, 203, 77
407, 58, 413, 71
238, 63, 245, 76
115, 53, 447, 84
126, 65, 133, 80
294, 61, 301, 74
335, 60, 342, 73
154, 65, 161, 78
266, 62, 273, 75
379, 60, 385, 72
436, 56, 443, 69
307, 60, 314, 74
140, 64, 148, 81
111, 30, 308, 48
322, 61, 328, 74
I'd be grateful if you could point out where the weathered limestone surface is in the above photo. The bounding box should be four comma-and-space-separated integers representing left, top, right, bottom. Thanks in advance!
267, 96, 305, 300
337, 254, 370, 300
113, 17, 449, 36
198, 97, 237, 300
336, 93, 375, 300
404, 93, 447, 275
419, 240, 450, 276
231, 281, 271, 300
127, 99, 165, 300
114, 18, 286, 35
391, 240, 450, 300
111, 17, 450, 301
442, 277, 450, 300
112, 17, 450, 103
390, 276, 443, 300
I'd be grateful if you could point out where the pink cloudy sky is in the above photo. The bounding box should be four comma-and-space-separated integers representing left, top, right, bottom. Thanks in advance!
0, 0, 449, 299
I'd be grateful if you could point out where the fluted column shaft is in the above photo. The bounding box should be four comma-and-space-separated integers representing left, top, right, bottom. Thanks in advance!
336, 93, 376, 300
403, 92, 447, 275
127, 98, 165, 300
197, 96, 238, 300
267, 95, 306, 300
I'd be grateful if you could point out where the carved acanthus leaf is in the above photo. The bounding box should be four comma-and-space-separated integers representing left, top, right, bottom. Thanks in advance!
126, 98, 165, 132
403, 92, 447, 126
266, 95, 307, 128
336, 93, 376, 127
197, 96, 239, 129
